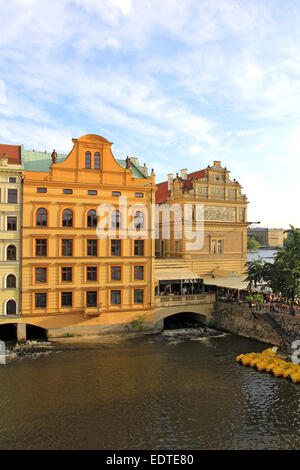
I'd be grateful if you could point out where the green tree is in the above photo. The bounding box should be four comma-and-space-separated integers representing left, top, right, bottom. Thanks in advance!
247, 235, 260, 251
245, 256, 265, 289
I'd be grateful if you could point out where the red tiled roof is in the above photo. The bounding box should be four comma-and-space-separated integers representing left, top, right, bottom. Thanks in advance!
0, 144, 21, 164
155, 169, 206, 204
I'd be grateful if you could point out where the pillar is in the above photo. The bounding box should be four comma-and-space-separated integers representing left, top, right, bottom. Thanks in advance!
17, 324, 27, 342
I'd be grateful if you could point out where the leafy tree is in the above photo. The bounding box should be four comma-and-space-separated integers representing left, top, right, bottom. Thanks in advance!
247, 235, 260, 251
245, 256, 265, 289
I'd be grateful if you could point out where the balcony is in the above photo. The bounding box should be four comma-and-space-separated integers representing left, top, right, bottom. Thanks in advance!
155, 293, 215, 307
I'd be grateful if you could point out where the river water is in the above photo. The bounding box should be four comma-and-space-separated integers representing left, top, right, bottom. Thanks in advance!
0, 328, 299, 450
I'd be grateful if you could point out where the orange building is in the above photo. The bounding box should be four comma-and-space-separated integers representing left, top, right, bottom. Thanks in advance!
21, 134, 156, 337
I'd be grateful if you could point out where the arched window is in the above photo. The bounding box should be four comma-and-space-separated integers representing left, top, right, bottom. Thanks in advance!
134, 211, 144, 229
36, 208, 47, 226
62, 209, 73, 227
6, 274, 16, 288
87, 210, 97, 227
111, 210, 121, 229
7, 245, 16, 261
94, 152, 100, 169
85, 151, 91, 169
6, 300, 16, 315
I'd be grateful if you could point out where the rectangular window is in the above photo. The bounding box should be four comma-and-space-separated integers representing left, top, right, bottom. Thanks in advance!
87, 239, 98, 256
134, 289, 144, 304
7, 189, 17, 203
35, 293, 47, 309
61, 292, 72, 307
134, 240, 144, 256
88, 190, 97, 195
86, 266, 97, 281
112, 191, 121, 197
111, 266, 121, 281
111, 239, 121, 256
111, 290, 121, 305
62, 239, 73, 256
37, 187, 47, 193
86, 291, 97, 307
135, 192, 144, 198
35, 267, 47, 283
218, 240, 223, 254
61, 267, 72, 282
7, 216, 17, 231
63, 189, 73, 194
134, 266, 144, 281
36, 239, 47, 256
9, 177, 16, 183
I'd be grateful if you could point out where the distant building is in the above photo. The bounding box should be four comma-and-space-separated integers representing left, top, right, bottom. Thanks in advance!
247, 227, 287, 248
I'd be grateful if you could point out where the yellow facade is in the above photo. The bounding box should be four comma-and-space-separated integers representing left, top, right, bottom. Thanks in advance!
155, 161, 249, 278
0, 155, 22, 316
21, 134, 156, 335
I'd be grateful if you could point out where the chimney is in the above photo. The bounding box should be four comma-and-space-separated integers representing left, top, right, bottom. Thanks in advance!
180, 169, 188, 180
167, 173, 174, 190
0, 153, 8, 166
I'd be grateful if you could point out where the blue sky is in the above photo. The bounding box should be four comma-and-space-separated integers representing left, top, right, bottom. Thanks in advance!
1, 0, 300, 228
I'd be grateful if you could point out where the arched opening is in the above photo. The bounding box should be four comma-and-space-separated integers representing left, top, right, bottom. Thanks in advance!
85, 151, 91, 169
87, 209, 97, 227
26, 324, 48, 341
163, 312, 206, 330
0, 324, 17, 342
6, 300, 17, 315
111, 210, 121, 228
36, 208, 47, 226
7, 244, 17, 261
62, 209, 73, 227
94, 152, 100, 169
6, 274, 17, 289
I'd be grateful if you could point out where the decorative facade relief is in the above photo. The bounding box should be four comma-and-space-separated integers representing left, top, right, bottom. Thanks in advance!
211, 186, 225, 200
227, 188, 236, 200
205, 206, 236, 222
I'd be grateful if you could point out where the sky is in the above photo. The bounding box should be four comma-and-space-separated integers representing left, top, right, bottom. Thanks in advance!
0, 0, 300, 228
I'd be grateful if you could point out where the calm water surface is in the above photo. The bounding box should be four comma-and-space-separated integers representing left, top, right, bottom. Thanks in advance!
0, 330, 299, 450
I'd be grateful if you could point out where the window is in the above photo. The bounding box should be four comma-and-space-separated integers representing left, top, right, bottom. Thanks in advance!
111, 210, 121, 228
218, 240, 223, 254
86, 291, 97, 307
9, 177, 16, 183
211, 239, 217, 254
36, 239, 47, 257
88, 190, 97, 196
134, 289, 144, 304
61, 292, 72, 307
134, 211, 144, 229
111, 290, 121, 305
87, 210, 97, 227
35, 268, 47, 283
63, 189, 73, 194
94, 152, 100, 169
37, 187, 47, 193
87, 267, 97, 282
85, 151, 91, 169
7, 245, 16, 261
8, 189, 17, 203
36, 208, 47, 226
62, 239, 73, 256
112, 191, 121, 197
135, 192, 144, 198
175, 241, 179, 253
87, 239, 97, 256
134, 266, 144, 281
134, 240, 144, 256
61, 267, 72, 282
6, 300, 17, 315
111, 266, 121, 281
7, 216, 17, 231
111, 239, 121, 256
62, 209, 73, 227
6, 274, 16, 288
35, 293, 47, 309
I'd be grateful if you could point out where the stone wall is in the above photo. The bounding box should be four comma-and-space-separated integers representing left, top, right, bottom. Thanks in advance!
212, 302, 300, 347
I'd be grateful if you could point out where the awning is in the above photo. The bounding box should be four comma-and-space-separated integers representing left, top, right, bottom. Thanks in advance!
154, 268, 201, 281
203, 276, 248, 290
